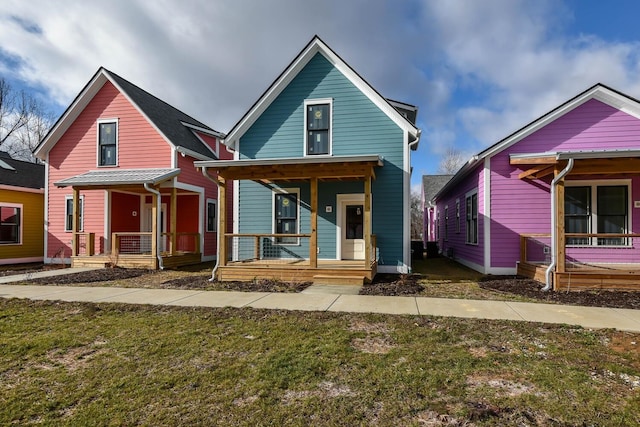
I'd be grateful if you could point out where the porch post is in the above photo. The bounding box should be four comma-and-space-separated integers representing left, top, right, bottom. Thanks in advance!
72, 187, 80, 257
218, 176, 227, 267
170, 187, 177, 255
310, 177, 318, 268
151, 191, 158, 259
364, 174, 372, 267
555, 164, 566, 274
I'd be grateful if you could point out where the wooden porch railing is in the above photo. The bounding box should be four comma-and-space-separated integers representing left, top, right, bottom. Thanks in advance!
111, 232, 201, 256
72, 232, 95, 256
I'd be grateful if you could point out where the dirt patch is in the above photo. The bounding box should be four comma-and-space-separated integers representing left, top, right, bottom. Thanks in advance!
480, 277, 640, 309
160, 275, 312, 293
360, 274, 423, 296
27, 268, 151, 284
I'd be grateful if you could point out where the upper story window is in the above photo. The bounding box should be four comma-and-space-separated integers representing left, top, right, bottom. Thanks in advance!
98, 120, 118, 166
305, 99, 332, 156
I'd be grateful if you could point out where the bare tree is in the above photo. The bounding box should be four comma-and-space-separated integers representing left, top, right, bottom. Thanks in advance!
437, 147, 466, 174
410, 191, 423, 240
0, 78, 54, 162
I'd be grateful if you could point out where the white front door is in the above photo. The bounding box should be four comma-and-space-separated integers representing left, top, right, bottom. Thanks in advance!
338, 195, 365, 260
142, 203, 167, 252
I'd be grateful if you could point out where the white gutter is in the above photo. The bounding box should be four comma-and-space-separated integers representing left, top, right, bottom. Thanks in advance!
143, 183, 164, 270
544, 158, 574, 291
409, 129, 422, 150
201, 168, 223, 281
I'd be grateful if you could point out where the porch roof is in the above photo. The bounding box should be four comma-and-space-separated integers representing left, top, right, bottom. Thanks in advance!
195, 154, 383, 182
510, 149, 640, 180
55, 168, 180, 188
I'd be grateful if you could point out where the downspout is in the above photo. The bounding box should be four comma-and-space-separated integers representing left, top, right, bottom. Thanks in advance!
543, 158, 574, 291
143, 183, 164, 270
201, 167, 222, 281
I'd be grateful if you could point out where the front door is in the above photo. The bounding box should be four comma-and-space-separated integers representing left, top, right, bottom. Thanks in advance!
142, 203, 167, 253
339, 198, 365, 260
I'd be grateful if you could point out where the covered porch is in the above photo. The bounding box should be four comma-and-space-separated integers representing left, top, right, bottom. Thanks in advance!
512, 150, 640, 290
196, 155, 382, 284
55, 168, 202, 269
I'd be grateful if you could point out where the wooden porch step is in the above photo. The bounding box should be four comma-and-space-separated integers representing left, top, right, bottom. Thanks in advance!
312, 274, 365, 286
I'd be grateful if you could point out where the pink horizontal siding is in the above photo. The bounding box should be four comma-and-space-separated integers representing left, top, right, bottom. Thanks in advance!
490, 98, 640, 269
47, 81, 173, 259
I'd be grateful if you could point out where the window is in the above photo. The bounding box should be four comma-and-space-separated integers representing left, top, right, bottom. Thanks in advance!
466, 192, 478, 244
455, 199, 460, 233
0, 205, 20, 244
98, 120, 117, 166
206, 199, 217, 232
65, 196, 84, 232
305, 100, 331, 155
444, 205, 449, 241
565, 183, 629, 246
436, 211, 440, 240
274, 190, 299, 244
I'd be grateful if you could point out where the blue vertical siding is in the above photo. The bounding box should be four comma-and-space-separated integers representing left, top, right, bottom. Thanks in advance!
238, 52, 406, 267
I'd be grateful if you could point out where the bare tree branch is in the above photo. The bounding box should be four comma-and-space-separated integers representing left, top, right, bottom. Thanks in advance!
410, 191, 423, 240
437, 147, 466, 174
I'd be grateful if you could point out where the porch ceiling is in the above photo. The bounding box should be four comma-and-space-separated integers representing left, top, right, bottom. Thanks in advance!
510, 150, 640, 180
196, 155, 383, 182
54, 168, 180, 190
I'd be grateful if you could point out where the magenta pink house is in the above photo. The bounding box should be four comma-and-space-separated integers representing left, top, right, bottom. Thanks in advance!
34, 68, 233, 269
433, 84, 640, 290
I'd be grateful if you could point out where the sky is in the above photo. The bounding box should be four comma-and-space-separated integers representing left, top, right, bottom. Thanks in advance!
2, 0, 640, 193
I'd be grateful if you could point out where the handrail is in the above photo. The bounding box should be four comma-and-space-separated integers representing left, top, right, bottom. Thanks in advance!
224, 233, 312, 238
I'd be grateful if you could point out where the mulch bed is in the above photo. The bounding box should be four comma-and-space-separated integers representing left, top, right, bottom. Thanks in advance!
160, 275, 312, 293
360, 274, 425, 296
27, 268, 152, 284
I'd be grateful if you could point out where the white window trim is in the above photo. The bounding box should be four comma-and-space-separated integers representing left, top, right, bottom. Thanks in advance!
303, 98, 333, 157
272, 188, 300, 246
566, 179, 632, 248
65, 195, 84, 232
0, 202, 23, 245
465, 189, 478, 245
206, 198, 217, 233
444, 205, 449, 241
97, 118, 119, 167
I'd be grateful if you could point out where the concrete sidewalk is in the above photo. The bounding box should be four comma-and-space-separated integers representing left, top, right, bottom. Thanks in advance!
1, 282, 640, 332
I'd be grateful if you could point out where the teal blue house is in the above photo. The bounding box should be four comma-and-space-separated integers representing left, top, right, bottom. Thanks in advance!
196, 36, 420, 284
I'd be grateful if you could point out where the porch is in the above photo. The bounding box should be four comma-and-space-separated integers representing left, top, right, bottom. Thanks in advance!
196, 155, 383, 284
217, 233, 377, 284
519, 233, 640, 291
71, 231, 201, 269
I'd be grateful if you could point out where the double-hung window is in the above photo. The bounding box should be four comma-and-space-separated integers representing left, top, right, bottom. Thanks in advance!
98, 120, 117, 166
455, 199, 461, 233
206, 199, 217, 232
466, 192, 478, 244
444, 205, 449, 241
565, 183, 629, 246
274, 190, 299, 244
0, 205, 21, 244
65, 196, 84, 232
305, 100, 331, 155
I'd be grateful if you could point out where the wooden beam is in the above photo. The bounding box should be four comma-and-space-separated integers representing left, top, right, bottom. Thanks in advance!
310, 177, 318, 269
510, 156, 556, 165
72, 187, 80, 257
518, 165, 554, 180
218, 177, 227, 270
555, 164, 566, 279
364, 174, 372, 268
170, 187, 177, 255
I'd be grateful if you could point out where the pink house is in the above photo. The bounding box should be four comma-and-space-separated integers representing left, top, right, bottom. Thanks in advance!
433, 84, 640, 290
34, 68, 232, 269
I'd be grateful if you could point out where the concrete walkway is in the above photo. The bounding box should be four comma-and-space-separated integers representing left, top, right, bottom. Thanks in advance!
1, 274, 640, 331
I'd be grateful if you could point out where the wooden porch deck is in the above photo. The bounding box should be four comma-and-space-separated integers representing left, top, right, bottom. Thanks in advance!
72, 252, 202, 270
518, 261, 640, 291
217, 259, 377, 285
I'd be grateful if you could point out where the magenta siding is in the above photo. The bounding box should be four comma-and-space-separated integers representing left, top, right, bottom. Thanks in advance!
436, 163, 484, 269
489, 98, 640, 269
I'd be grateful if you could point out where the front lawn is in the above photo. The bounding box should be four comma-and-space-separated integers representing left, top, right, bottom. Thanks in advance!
2, 298, 639, 425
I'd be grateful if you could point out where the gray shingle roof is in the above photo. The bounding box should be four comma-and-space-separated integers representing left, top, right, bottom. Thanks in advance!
54, 168, 180, 188
105, 69, 221, 159
0, 152, 44, 190
422, 174, 453, 204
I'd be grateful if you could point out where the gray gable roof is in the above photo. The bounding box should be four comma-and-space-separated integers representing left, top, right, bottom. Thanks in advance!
54, 168, 180, 187
0, 152, 44, 190
105, 69, 222, 159
422, 174, 453, 204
